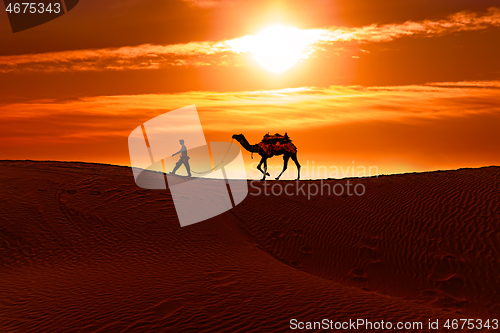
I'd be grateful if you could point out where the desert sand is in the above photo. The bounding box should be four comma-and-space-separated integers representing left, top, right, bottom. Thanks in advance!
0, 160, 499, 332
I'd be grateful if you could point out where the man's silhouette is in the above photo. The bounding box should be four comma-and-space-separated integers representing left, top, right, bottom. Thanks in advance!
171, 139, 191, 177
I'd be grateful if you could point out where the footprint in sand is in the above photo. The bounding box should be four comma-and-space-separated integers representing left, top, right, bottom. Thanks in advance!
432, 294, 468, 310
359, 234, 383, 264
435, 274, 467, 299
301, 245, 312, 254
349, 268, 368, 283
359, 245, 379, 262
293, 229, 304, 236
418, 289, 440, 302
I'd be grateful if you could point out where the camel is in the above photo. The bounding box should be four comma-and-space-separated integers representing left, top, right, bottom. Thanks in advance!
232, 134, 301, 181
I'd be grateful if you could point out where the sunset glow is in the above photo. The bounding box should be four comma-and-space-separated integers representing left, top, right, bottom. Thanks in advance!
0, 1, 499, 179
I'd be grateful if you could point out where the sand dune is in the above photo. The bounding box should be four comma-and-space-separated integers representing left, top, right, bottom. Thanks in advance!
0, 161, 499, 332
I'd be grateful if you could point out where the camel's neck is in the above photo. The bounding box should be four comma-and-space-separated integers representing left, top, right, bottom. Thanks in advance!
237, 135, 257, 153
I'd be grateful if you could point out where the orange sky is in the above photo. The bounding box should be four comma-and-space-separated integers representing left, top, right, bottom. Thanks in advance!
1, 0, 499, 179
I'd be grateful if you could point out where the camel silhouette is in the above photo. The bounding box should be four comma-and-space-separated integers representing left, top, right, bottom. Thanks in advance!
232, 134, 301, 181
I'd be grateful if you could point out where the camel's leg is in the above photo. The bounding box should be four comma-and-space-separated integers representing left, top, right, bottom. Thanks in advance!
262, 159, 269, 181
256, 159, 264, 176
257, 157, 270, 180
276, 153, 290, 180
291, 153, 301, 180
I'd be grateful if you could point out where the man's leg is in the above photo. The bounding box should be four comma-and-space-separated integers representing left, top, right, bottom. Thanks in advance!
172, 160, 182, 174
184, 160, 192, 177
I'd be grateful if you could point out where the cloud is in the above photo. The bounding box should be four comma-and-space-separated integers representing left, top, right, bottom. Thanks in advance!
425, 80, 500, 89
181, 0, 229, 8
0, 42, 238, 73
1, 81, 500, 138
0, 8, 499, 73
321, 7, 500, 43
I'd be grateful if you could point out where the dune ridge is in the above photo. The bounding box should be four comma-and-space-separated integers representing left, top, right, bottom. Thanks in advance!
0, 161, 499, 332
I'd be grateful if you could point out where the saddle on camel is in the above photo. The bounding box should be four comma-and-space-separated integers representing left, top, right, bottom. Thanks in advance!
258, 133, 297, 157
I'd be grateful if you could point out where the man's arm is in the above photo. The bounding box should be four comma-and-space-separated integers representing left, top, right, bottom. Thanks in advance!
172, 148, 182, 157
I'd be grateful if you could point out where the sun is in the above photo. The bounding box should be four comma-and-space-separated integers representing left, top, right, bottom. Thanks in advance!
251, 25, 312, 73
228, 24, 320, 74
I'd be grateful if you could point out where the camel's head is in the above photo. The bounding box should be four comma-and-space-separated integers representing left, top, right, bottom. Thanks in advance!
232, 134, 243, 141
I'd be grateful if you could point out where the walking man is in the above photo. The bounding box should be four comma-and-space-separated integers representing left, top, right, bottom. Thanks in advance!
171, 139, 191, 177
